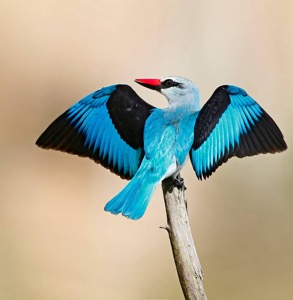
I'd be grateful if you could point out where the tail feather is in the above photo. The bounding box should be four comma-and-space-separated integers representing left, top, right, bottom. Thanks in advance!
104, 177, 157, 220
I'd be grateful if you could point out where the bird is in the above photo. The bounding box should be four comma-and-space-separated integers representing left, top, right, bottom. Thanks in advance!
36, 76, 287, 220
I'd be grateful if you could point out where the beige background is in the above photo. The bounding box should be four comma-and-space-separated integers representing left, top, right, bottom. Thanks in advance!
1, 1, 292, 299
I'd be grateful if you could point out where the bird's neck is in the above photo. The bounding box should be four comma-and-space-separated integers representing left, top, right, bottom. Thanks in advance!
167, 95, 200, 114
163, 101, 198, 124
166, 87, 201, 112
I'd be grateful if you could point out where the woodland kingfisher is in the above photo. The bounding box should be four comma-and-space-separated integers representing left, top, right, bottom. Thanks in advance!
36, 77, 287, 220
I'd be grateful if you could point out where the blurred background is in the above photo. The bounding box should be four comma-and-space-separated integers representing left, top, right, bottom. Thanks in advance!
1, 1, 292, 299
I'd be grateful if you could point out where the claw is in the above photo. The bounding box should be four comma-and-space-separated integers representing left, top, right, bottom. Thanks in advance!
162, 174, 186, 191
173, 175, 185, 189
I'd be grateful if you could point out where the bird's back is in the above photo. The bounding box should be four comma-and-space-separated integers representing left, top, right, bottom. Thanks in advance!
143, 108, 197, 174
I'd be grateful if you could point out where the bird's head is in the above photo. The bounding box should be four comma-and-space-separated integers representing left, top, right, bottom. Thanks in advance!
135, 76, 200, 109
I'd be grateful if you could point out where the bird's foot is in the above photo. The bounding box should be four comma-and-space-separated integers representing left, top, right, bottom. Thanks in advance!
162, 174, 186, 191
173, 174, 186, 190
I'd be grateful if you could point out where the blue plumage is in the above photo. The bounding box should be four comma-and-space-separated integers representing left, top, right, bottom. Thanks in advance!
66, 85, 143, 179
190, 85, 284, 179
36, 78, 287, 220
105, 107, 197, 219
105, 159, 157, 220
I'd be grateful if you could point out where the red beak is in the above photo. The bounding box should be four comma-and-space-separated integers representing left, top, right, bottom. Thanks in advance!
135, 78, 161, 91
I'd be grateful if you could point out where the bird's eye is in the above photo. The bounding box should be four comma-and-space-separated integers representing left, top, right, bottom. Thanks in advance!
163, 79, 174, 88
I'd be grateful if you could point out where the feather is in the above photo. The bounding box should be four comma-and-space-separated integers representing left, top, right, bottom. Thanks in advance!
191, 85, 287, 179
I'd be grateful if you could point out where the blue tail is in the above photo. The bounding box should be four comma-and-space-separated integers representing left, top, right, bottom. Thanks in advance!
104, 176, 157, 220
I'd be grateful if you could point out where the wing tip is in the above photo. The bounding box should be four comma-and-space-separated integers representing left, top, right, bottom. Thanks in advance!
36, 114, 134, 180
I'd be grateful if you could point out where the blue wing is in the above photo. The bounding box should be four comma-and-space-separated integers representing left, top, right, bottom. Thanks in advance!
190, 85, 287, 179
36, 84, 155, 179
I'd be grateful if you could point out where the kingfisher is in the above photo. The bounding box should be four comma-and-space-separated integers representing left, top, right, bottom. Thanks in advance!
36, 77, 287, 220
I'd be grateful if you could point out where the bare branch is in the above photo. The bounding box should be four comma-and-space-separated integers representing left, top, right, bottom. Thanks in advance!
162, 175, 207, 300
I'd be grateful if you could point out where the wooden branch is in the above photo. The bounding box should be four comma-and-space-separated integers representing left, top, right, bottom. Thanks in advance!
161, 175, 207, 300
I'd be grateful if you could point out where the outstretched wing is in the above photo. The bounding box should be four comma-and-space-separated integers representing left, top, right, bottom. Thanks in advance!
190, 85, 287, 179
36, 84, 155, 179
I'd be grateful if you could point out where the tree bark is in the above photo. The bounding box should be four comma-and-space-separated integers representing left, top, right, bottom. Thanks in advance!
161, 175, 207, 300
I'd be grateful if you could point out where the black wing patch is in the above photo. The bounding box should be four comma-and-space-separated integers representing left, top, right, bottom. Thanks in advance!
193, 86, 230, 150
107, 85, 154, 149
